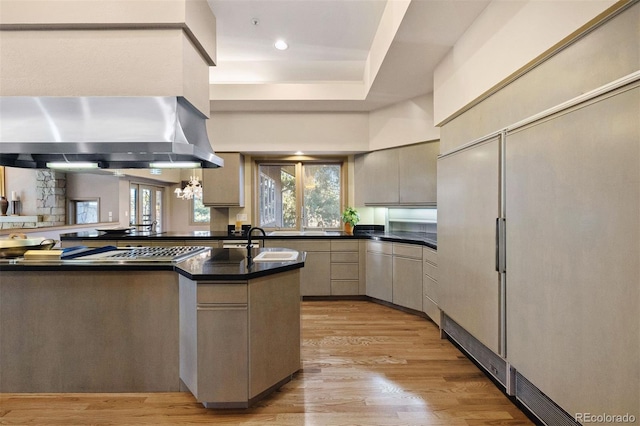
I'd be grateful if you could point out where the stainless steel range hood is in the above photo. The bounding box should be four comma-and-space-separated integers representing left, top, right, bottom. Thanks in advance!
0, 96, 224, 169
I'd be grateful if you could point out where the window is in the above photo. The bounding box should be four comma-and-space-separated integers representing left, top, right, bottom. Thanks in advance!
257, 161, 343, 230
68, 199, 99, 224
192, 193, 210, 223
260, 172, 277, 225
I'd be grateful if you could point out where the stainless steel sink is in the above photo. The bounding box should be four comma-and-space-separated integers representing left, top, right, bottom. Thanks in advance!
252, 251, 299, 262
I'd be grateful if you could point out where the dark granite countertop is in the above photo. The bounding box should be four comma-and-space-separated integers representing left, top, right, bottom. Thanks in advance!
60, 230, 437, 249
354, 231, 437, 249
59, 230, 233, 240
175, 247, 306, 281
0, 247, 305, 281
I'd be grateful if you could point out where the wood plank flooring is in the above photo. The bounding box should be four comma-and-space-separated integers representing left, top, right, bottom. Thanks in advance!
0, 301, 534, 425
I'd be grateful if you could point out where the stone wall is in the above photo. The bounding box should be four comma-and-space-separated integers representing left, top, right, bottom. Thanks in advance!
36, 170, 66, 227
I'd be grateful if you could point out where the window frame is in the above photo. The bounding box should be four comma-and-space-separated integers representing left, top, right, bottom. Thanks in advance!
253, 157, 346, 231
67, 198, 100, 225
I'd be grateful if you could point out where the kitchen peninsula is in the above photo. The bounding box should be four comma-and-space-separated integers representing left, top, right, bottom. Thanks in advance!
0, 247, 305, 408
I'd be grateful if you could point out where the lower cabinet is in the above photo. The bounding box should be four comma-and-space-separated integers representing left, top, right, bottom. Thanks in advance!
179, 280, 249, 405
264, 239, 331, 296
196, 303, 248, 403
330, 239, 360, 295
179, 271, 301, 408
423, 247, 439, 325
392, 243, 423, 311
365, 241, 430, 314
365, 241, 393, 302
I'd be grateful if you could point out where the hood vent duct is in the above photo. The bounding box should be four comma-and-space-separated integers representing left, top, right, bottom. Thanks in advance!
0, 96, 223, 169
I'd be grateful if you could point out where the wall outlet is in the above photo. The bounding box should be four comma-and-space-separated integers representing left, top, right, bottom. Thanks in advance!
237, 213, 248, 221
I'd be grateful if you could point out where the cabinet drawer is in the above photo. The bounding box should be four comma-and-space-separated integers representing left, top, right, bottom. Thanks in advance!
331, 280, 359, 296
423, 295, 440, 326
367, 240, 392, 254
185, 240, 220, 248
423, 275, 437, 303
393, 243, 422, 259
423, 247, 437, 265
77, 239, 111, 248
117, 240, 150, 247
331, 263, 359, 280
197, 283, 248, 304
152, 240, 187, 247
331, 252, 359, 263
331, 240, 359, 251
265, 239, 330, 252
424, 262, 438, 281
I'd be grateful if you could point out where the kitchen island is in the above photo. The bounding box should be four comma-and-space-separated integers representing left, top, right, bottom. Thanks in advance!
0, 247, 305, 408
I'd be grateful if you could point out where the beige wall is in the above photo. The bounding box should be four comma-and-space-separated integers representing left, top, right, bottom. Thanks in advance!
66, 173, 120, 223
209, 94, 440, 154
369, 93, 439, 151
3, 168, 37, 216
433, 0, 616, 125
208, 112, 369, 154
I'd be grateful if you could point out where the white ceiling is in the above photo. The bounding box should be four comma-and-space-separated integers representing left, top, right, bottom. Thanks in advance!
207, 0, 491, 112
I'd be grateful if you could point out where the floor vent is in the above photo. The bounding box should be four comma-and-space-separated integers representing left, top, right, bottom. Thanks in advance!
515, 372, 580, 426
441, 314, 506, 386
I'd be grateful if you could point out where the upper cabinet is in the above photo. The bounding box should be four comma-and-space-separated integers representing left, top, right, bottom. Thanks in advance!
202, 153, 245, 207
363, 148, 399, 205
358, 141, 438, 206
398, 142, 438, 204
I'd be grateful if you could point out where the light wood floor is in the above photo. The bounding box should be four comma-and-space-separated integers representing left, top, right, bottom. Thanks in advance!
0, 301, 534, 425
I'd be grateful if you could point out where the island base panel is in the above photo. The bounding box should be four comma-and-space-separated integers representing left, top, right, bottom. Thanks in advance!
0, 271, 180, 392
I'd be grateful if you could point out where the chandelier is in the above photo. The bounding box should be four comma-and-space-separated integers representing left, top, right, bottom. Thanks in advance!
175, 176, 202, 200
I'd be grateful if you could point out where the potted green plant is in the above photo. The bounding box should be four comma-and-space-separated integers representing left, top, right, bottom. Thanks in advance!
341, 206, 360, 235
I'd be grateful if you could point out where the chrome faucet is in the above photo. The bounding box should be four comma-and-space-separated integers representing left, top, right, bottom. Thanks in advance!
246, 227, 266, 260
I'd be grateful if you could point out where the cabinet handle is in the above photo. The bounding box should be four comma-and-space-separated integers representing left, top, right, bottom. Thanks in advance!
197, 304, 247, 311
495, 218, 506, 273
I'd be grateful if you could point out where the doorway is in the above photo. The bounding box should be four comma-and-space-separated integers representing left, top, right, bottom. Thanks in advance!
130, 183, 164, 231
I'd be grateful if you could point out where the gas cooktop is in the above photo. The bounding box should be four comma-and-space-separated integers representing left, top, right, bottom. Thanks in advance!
67, 246, 210, 263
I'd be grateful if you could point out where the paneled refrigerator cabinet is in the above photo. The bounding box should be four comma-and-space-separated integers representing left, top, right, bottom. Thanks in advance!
437, 135, 505, 357
505, 84, 639, 420
438, 79, 640, 424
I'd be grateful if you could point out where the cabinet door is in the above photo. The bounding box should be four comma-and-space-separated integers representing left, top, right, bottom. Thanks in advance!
300, 251, 331, 296
265, 239, 331, 296
399, 142, 438, 204
506, 87, 639, 417
438, 136, 501, 354
392, 256, 422, 311
364, 149, 399, 205
202, 153, 244, 207
353, 153, 367, 207
366, 251, 392, 302
197, 306, 248, 403
423, 247, 439, 325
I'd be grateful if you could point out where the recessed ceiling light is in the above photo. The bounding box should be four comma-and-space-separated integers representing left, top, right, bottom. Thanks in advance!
274, 40, 289, 51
